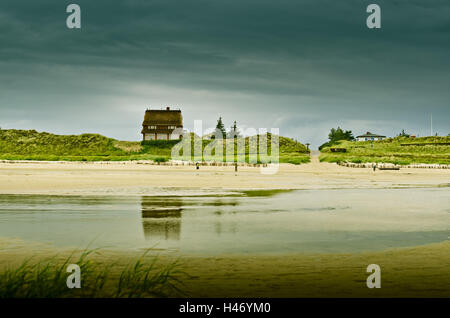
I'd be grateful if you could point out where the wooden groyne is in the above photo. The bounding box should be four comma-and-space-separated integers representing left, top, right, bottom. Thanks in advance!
336, 162, 450, 169
0, 159, 268, 167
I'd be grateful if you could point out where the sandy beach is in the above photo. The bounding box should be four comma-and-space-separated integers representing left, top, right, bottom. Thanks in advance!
0, 157, 449, 297
0, 155, 449, 196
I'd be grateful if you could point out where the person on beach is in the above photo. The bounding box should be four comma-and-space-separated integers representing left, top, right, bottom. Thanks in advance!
373, 163, 377, 171
196, 162, 200, 170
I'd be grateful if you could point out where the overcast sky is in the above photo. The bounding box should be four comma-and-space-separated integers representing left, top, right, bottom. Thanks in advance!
0, 0, 449, 148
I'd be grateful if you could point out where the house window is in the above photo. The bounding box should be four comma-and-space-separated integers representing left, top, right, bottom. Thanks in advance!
148, 125, 157, 129
168, 126, 176, 130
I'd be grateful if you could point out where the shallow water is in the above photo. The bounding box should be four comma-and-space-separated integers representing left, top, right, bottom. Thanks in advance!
0, 188, 448, 255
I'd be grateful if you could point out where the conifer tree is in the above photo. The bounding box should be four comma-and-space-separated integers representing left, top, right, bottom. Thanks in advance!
214, 117, 226, 139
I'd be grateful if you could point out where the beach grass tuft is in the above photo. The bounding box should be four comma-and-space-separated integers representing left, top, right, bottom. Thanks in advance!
0, 249, 185, 298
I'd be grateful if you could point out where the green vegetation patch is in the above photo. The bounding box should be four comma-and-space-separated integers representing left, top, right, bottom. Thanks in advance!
0, 129, 310, 164
319, 136, 450, 165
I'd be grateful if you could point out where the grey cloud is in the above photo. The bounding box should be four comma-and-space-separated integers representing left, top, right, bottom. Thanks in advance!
0, 0, 449, 147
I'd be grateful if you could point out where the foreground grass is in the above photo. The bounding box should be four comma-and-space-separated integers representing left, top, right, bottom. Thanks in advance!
0, 129, 310, 164
0, 249, 184, 298
320, 136, 450, 165
1, 242, 449, 298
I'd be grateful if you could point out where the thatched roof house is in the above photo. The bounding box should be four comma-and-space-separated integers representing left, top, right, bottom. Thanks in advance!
141, 107, 183, 141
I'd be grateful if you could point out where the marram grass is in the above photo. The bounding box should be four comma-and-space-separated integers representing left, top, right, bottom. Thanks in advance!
0, 249, 185, 298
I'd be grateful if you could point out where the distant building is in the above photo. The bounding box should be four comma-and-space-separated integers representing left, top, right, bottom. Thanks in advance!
141, 107, 183, 141
356, 131, 386, 141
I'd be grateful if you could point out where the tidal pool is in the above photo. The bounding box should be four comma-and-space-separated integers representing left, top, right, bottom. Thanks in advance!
0, 188, 448, 255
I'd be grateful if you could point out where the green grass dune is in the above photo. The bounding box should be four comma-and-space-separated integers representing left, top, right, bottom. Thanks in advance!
320, 136, 450, 165
0, 129, 310, 164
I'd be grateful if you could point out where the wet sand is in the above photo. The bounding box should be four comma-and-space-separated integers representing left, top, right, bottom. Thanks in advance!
0, 156, 449, 196
0, 157, 449, 297
176, 241, 450, 298
0, 238, 449, 297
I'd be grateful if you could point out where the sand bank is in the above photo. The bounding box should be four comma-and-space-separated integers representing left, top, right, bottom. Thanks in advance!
0, 238, 448, 297
0, 158, 449, 196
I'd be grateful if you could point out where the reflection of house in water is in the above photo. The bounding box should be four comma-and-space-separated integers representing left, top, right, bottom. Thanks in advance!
141, 196, 243, 241
141, 197, 183, 241
211, 199, 239, 235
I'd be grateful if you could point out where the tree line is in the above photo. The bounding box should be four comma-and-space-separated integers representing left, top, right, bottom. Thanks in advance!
212, 117, 242, 139
318, 127, 442, 150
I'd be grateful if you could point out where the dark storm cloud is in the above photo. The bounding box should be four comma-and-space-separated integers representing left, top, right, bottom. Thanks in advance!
0, 0, 449, 146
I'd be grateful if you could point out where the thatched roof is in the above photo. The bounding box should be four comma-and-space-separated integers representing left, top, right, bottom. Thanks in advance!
142, 108, 183, 126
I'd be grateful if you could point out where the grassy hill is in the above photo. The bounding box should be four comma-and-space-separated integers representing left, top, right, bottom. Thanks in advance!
319, 136, 450, 165
0, 129, 310, 164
